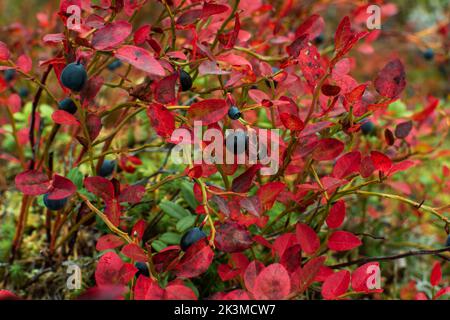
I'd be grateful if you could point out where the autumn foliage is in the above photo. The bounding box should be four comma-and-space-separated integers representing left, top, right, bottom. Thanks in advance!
0, 0, 449, 300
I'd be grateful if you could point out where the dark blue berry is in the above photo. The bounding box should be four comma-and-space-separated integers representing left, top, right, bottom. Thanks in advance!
58, 98, 77, 114
423, 48, 434, 61
135, 262, 150, 278
107, 59, 122, 71
314, 33, 325, 45
18, 87, 29, 98
446, 235, 450, 247
228, 106, 241, 120
4, 69, 16, 82
43, 194, 68, 211
60, 62, 87, 92
179, 69, 192, 91
226, 130, 249, 155
99, 160, 116, 177
180, 227, 207, 251
361, 121, 375, 135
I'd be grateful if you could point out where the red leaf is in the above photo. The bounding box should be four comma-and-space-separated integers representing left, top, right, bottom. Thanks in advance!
134, 276, 164, 300
295, 14, 324, 40
312, 138, 344, 161
322, 270, 350, 300
187, 99, 228, 125
360, 155, 375, 178
174, 240, 214, 278
326, 200, 346, 229
280, 113, 304, 131
291, 256, 326, 294
0, 41, 10, 61
387, 160, 415, 176
164, 284, 197, 300
0, 290, 19, 300
231, 164, 262, 193
95, 251, 137, 287
298, 44, 324, 88
47, 174, 76, 200
17, 54, 32, 73
105, 198, 122, 227
84, 176, 115, 201
295, 223, 320, 254
412, 96, 439, 121
321, 84, 341, 97
118, 185, 145, 204
51, 110, 80, 126
92, 21, 132, 50
430, 261, 442, 287
87, 113, 102, 141
96, 234, 125, 251
328, 231, 362, 251
121, 243, 147, 262
115, 45, 165, 76
223, 13, 240, 50
253, 263, 291, 300
374, 59, 406, 99
257, 182, 285, 211
272, 233, 297, 258
345, 84, 367, 103
202, 3, 229, 18
332, 151, 361, 179
153, 73, 178, 104
215, 221, 253, 253
146, 103, 175, 139
351, 262, 382, 293
244, 261, 265, 293
370, 151, 392, 172
15, 170, 50, 196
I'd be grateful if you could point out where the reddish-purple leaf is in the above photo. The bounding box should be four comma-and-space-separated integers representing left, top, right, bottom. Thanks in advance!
384, 128, 395, 146
360, 155, 375, 178
146, 103, 175, 139
84, 176, 115, 201
115, 45, 165, 76
332, 151, 361, 179
312, 139, 344, 161
118, 185, 145, 204
187, 99, 228, 125
291, 256, 326, 294
153, 73, 178, 104
257, 182, 285, 211
370, 151, 392, 172
280, 113, 304, 131
295, 223, 320, 255
15, 170, 50, 196
244, 261, 265, 293
395, 120, 413, 139
326, 200, 346, 229
96, 234, 125, 251
92, 21, 132, 50
95, 251, 137, 287
295, 14, 325, 40
231, 164, 262, 193
328, 231, 362, 251
321, 84, 341, 97
374, 59, 406, 99
164, 284, 197, 300
51, 110, 80, 126
121, 243, 147, 262
322, 270, 350, 300
215, 221, 253, 253
17, 54, 32, 73
47, 174, 76, 200
430, 261, 442, 287
253, 263, 291, 300
174, 240, 214, 278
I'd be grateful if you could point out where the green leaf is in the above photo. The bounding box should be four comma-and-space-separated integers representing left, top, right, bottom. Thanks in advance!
159, 232, 181, 245
151, 240, 167, 252
176, 215, 196, 233
67, 168, 83, 189
180, 181, 198, 209
159, 200, 190, 220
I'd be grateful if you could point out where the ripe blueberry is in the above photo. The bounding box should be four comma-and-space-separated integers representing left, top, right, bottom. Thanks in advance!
361, 120, 375, 135
43, 194, 68, 211
107, 59, 122, 71
228, 106, 241, 120
135, 262, 150, 278
423, 48, 434, 61
58, 98, 77, 114
18, 87, 29, 98
4, 69, 16, 82
446, 235, 450, 247
60, 62, 87, 92
314, 33, 325, 45
179, 69, 192, 91
180, 227, 207, 251
225, 130, 249, 155
99, 159, 116, 177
